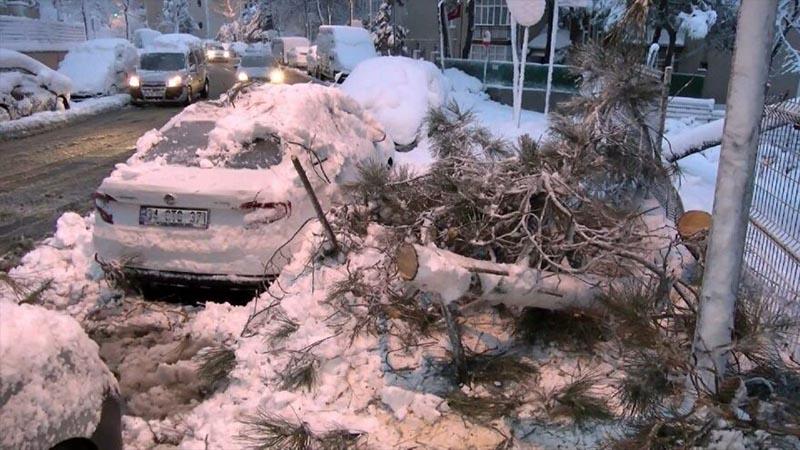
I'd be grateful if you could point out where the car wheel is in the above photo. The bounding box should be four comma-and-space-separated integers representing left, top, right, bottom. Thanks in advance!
0, 106, 10, 123
201, 79, 209, 99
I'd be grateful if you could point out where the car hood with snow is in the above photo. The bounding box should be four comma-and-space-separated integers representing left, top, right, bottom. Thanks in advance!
93, 83, 394, 280
341, 56, 448, 147
0, 48, 72, 97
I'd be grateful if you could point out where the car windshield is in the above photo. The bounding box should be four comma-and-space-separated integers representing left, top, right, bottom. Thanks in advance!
142, 121, 283, 169
140, 53, 186, 71
241, 55, 269, 67
206, 43, 224, 50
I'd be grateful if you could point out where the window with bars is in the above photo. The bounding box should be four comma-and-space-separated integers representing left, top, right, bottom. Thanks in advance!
470, 43, 512, 61
474, 0, 510, 26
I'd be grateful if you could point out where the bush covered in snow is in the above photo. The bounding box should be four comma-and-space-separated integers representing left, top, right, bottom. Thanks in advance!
341, 56, 448, 147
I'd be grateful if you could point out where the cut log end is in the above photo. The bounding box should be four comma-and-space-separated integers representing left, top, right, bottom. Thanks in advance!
396, 243, 419, 281
677, 210, 712, 239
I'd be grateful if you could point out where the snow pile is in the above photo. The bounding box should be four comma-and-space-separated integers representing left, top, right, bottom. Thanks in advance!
444, 67, 484, 94
341, 56, 448, 146
3, 213, 106, 318
0, 300, 117, 449
58, 38, 138, 96
0, 94, 130, 140
0, 49, 72, 96
393, 67, 548, 171
173, 224, 506, 449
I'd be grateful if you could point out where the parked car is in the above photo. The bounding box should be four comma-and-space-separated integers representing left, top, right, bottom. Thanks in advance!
58, 38, 138, 98
0, 301, 122, 450
236, 52, 277, 82
93, 83, 394, 288
271, 36, 310, 66
306, 45, 318, 76
286, 45, 309, 69
133, 28, 161, 50
0, 49, 71, 122
128, 34, 209, 105
204, 40, 231, 62
313, 25, 376, 81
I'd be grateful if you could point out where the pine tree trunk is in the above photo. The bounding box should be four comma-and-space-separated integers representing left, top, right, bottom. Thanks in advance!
689, 0, 778, 396
461, 0, 476, 59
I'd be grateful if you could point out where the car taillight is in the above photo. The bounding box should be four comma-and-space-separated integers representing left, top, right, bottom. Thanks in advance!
240, 201, 292, 229
92, 192, 116, 224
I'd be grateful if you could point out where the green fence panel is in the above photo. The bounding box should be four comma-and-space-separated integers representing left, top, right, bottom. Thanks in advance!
442, 58, 706, 98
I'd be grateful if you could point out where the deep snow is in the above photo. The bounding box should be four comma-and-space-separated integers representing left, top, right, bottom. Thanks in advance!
0, 94, 130, 139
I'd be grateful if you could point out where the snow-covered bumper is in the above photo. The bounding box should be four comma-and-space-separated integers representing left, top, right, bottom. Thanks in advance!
93, 218, 282, 286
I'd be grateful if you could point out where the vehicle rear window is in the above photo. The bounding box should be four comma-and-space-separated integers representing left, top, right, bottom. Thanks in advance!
142, 121, 283, 169
241, 55, 269, 67
140, 53, 186, 71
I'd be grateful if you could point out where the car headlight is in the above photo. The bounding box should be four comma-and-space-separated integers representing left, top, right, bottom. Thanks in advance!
269, 68, 285, 84
167, 75, 182, 88
129, 75, 140, 87
237, 71, 249, 82
223, 51, 230, 58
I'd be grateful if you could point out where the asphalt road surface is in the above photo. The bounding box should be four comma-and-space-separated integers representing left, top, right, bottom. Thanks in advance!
0, 60, 313, 264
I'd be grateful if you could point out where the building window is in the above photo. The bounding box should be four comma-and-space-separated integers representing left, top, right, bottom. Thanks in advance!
198, 21, 203, 29
470, 43, 511, 62
475, 0, 510, 26
197, 0, 202, 6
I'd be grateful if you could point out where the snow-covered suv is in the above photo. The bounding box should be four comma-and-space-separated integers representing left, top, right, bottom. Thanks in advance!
0, 49, 72, 122
0, 301, 122, 450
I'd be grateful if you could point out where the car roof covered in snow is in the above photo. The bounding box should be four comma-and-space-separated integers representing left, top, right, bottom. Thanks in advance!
0, 300, 118, 449
150, 33, 203, 52
0, 48, 72, 95
275, 36, 310, 47
71, 38, 135, 52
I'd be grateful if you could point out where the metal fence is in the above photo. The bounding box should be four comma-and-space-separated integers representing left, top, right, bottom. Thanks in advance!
743, 97, 800, 347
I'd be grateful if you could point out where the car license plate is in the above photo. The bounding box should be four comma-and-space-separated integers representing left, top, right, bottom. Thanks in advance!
142, 87, 165, 97
139, 206, 209, 229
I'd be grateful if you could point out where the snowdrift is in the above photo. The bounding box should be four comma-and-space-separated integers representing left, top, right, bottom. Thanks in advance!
0, 299, 117, 448
342, 56, 448, 146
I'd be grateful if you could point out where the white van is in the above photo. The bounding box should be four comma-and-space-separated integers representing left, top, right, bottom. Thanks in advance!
272, 36, 311, 66
313, 26, 377, 81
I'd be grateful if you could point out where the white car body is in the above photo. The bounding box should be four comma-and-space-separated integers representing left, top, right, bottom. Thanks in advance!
93, 84, 393, 286
314, 26, 377, 80
236, 52, 273, 81
0, 49, 72, 122
58, 38, 138, 97
133, 28, 162, 49
272, 36, 310, 66
286, 45, 309, 69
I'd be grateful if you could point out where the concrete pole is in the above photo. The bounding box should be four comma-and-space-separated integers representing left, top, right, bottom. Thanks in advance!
690, 0, 778, 394
203, 0, 210, 38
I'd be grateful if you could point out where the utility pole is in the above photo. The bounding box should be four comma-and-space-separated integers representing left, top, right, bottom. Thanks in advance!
689, 0, 779, 395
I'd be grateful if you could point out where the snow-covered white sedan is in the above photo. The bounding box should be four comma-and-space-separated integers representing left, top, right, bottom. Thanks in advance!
0, 301, 122, 450
58, 38, 138, 97
93, 83, 393, 287
0, 49, 72, 122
